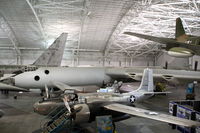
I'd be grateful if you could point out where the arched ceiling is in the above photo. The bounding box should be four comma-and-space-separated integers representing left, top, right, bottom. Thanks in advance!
105, 0, 200, 58
0, 0, 199, 64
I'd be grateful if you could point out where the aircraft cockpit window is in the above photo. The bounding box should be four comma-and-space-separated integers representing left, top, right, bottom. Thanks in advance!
44, 70, 49, 75
34, 75, 40, 81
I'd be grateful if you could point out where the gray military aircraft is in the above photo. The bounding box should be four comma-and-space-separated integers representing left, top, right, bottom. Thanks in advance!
0, 33, 67, 91
34, 69, 200, 127
124, 18, 200, 57
0, 66, 200, 92
0, 33, 67, 76
10, 67, 200, 90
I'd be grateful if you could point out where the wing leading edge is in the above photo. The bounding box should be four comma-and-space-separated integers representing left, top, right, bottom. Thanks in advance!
33, 33, 68, 66
104, 103, 200, 127
124, 32, 180, 46
0, 82, 29, 91
124, 32, 200, 54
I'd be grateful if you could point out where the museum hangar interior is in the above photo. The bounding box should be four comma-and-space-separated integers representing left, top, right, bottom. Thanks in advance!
0, 0, 200, 133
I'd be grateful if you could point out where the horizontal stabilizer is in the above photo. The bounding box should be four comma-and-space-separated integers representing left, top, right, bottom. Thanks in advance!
0, 82, 29, 91
104, 103, 200, 127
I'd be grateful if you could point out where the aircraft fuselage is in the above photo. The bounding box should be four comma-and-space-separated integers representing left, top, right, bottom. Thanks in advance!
12, 66, 200, 90
14, 67, 111, 89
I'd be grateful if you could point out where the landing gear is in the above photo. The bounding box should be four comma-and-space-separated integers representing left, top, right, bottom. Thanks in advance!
40, 89, 45, 96
14, 95, 17, 99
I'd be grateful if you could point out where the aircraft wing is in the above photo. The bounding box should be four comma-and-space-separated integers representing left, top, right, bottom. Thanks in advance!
124, 32, 200, 54
33, 33, 68, 67
0, 82, 29, 91
106, 68, 200, 84
51, 81, 74, 91
143, 92, 171, 95
104, 103, 200, 127
51, 81, 86, 93
124, 31, 177, 46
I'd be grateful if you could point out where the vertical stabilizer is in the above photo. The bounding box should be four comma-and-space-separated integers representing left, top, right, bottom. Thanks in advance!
175, 18, 186, 38
137, 68, 154, 92
33, 33, 68, 66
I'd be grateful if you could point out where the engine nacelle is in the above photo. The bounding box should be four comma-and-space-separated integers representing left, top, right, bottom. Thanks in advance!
168, 47, 194, 57
33, 99, 63, 115
74, 103, 131, 123
73, 104, 90, 124
34, 102, 131, 124
162, 75, 179, 85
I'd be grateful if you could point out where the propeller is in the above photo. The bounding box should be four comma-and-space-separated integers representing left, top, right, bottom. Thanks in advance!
62, 95, 71, 113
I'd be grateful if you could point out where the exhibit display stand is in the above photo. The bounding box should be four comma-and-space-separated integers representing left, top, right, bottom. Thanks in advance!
169, 100, 200, 133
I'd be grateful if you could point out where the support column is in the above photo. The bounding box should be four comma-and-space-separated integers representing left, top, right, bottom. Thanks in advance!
17, 55, 22, 65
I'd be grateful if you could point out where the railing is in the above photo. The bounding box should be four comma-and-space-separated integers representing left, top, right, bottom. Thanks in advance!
40, 105, 72, 133
40, 105, 65, 128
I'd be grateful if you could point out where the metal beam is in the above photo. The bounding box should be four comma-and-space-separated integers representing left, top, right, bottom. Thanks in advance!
116, 0, 200, 58
74, 0, 90, 63
34, 0, 83, 7
0, 46, 100, 52
26, 0, 47, 44
0, 15, 21, 57
103, 1, 151, 57
133, 47, 158, 58
110, 42, 148, 55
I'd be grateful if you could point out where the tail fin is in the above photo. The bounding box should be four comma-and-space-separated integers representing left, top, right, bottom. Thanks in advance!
137, 68, 154, 92
175, 17, 186, 38
33, 33, 68, 66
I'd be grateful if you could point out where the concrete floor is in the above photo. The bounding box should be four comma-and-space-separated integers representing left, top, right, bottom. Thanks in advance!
0, 85, 199, 133
0, 92, 45, 133
115, 95, 179, 133
116, 85, 200, 133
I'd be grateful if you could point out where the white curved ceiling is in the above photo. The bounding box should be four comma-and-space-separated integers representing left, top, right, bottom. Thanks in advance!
0, 0, 199, 64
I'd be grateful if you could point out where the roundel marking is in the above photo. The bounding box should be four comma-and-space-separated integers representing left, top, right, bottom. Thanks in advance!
130, 95, 136, 103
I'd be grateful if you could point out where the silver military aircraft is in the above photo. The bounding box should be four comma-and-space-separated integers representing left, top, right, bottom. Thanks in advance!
124, 18, 200, 58
34, 69, 200, 127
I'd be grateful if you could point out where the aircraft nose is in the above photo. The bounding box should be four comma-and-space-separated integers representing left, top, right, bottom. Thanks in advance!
33, 101, 47, 115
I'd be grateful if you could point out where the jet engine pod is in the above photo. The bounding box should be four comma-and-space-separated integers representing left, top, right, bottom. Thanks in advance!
168, 47, 194, 57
